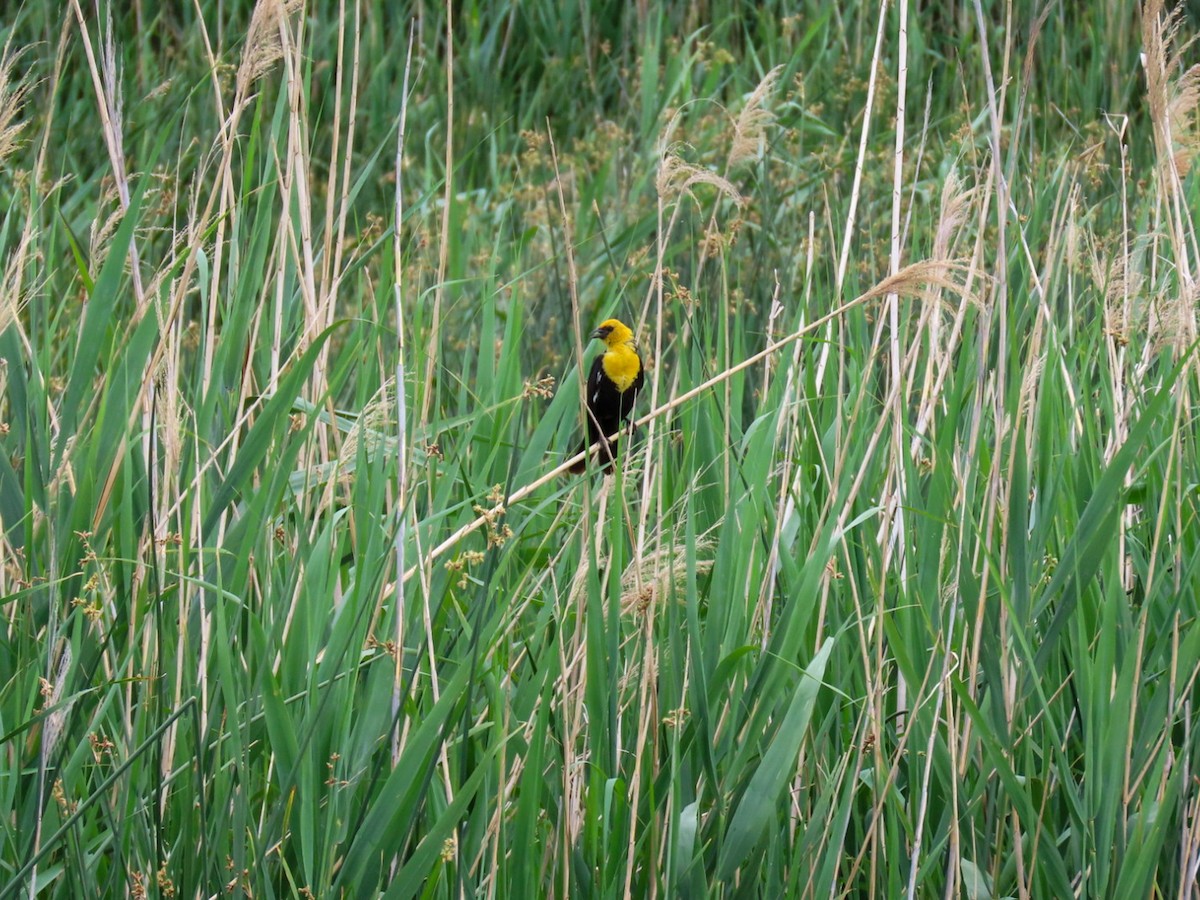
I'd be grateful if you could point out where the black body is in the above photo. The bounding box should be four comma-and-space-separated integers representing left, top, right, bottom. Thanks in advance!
569, 351, 645, 473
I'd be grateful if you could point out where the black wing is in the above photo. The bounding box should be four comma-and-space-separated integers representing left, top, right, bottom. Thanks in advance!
586, 353, 642, 437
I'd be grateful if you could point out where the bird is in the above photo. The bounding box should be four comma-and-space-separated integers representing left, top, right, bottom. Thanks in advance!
568, 318, 645, 474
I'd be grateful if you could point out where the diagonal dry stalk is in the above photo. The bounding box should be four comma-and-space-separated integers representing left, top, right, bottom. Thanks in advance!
399, 258, 972, 585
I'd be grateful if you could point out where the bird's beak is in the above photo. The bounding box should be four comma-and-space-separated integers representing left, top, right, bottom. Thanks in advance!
589, 326, 610, 340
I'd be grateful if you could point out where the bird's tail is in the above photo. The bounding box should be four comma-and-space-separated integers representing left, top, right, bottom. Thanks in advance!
567, 438, 590, 474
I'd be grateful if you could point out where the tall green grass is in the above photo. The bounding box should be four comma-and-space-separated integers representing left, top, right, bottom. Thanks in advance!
2, 0, 1199, 896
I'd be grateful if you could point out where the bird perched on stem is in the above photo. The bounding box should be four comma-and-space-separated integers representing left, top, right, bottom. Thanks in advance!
568, 318, 645, 474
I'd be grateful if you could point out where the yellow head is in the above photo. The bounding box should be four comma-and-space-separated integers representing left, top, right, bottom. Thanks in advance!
591, 318, 635, 347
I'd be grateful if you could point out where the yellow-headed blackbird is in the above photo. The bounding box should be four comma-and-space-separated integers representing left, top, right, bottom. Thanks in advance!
568, 318, 645, 474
